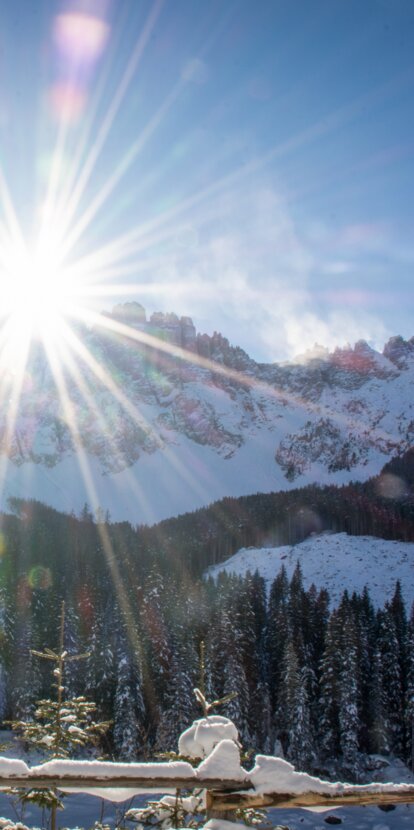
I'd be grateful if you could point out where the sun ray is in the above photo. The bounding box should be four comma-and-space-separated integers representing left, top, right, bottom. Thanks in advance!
41, 328, 174, 520
42, 334, 145, 659
51, 0, 164, 249
41, 305, 232, 512
0, 170, 27, 250
53, 62, 414, 282
60, 81, 183, 260
52, 1, 234, 257
55, 315, 223, 504
54, 316, 165, 447
0, 321, 32, 501
41, 320, 198, 525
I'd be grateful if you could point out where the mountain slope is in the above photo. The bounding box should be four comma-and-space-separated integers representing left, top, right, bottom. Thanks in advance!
2, 304, 414, 523
207, 531, 414, 608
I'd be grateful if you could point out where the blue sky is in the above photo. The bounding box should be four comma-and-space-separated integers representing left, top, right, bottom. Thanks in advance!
0, 0, 413, 362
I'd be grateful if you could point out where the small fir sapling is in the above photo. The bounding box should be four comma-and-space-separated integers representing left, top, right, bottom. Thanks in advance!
7, 602, 110, 830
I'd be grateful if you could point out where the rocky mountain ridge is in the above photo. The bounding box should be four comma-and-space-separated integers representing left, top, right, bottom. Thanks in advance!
2, 303, 414, 523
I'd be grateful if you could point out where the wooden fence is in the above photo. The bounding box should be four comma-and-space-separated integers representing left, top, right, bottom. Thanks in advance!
1, 770, 414, 820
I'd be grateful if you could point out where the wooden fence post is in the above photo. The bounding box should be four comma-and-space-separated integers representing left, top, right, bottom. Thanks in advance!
206, 789, 236, 822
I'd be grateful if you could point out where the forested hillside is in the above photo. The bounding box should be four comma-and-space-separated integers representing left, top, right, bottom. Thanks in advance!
0, 449, 412, 777
1, 556, 413, 781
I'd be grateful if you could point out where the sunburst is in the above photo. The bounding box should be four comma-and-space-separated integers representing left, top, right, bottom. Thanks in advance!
0, 2, 398, 652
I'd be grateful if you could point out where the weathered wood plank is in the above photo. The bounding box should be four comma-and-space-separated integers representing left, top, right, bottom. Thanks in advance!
208, 788, 414, 811
1, 772, 413, 814
0, 775, 252, 791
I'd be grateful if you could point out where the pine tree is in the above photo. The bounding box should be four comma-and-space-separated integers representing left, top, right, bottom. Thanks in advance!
318, 609, 342, 760
13, 614, 42, 720
266, 566, 289, 713
276, 634, 315, 770
238, 573, 270, 751
288, 561, 307, 664
84, 602, 116, 719
338, 614, 360, 767
8, 603, 109, 830
405, 605, 414, 769
138, 569, 171, 727
155, 635, 197, 752
113, 637, 147, 759
211, 598, 250, 745
353, 587, 376, 753
369, 646, 390, 755
376, 606, 405, 757
62, 602, 82, 698
390, 580, 408, 753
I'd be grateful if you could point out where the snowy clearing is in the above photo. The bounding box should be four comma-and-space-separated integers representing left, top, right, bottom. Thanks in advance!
207, 532, 414, 607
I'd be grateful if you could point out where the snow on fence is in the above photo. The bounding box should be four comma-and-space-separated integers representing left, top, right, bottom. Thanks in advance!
0, 748, 414, 815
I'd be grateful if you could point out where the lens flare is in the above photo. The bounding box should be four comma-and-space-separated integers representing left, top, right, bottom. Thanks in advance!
49, 82, 87, 122
28, 566, 53, 590
54, 13, 109, 66
376, 473, 407, 500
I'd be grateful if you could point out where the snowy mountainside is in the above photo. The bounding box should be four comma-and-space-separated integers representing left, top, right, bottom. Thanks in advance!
3, 302, 414, 524
207, 532, 414, 608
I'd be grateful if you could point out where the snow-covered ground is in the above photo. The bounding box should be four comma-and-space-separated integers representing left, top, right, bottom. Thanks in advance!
207, 532, 414, 608
0, 785, 411, 830
269, 802, 413, 829
0, 791, 411, 830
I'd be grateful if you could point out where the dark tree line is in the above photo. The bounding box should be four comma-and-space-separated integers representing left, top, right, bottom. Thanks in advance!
1, 552, 414, 781
3, 447, 414, 588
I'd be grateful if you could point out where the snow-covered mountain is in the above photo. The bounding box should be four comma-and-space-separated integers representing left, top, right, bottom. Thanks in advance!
207, 532, 414, 609
2, 302, 414, 524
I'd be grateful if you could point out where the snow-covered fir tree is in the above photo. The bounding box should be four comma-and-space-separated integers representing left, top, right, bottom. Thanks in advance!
155, 632, 197, 752
376, 605, 405, 756
113, 632, 147, 759
338, 610, 360, 766
276, 633, 315, 769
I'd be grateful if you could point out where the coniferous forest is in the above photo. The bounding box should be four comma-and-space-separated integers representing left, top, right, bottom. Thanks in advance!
0, 449, 413, 780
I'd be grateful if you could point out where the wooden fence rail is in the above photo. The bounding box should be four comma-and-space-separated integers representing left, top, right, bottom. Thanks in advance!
0, 772, 414, 813
207, 787, 414, 812
0, 774, 251, 792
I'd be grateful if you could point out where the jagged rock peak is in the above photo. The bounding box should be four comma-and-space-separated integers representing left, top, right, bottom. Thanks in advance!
110, 301, 147, 323
383, 335, 414, 368
106, 303, 197, 350
148, 311, 197, 351
105, 303, 254, 364
330, 339, 394, 377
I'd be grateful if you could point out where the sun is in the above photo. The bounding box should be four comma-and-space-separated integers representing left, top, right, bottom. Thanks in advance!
0, 233, 76, 346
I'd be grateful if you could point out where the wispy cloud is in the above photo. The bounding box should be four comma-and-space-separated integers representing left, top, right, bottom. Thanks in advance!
130, 180, 394, 362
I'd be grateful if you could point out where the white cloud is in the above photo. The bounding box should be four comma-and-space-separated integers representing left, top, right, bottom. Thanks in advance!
129, 181, 393, 362
280, 309, 390, 361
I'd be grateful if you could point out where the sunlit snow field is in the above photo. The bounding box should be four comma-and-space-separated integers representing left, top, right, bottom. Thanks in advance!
207, 532, 414, 608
